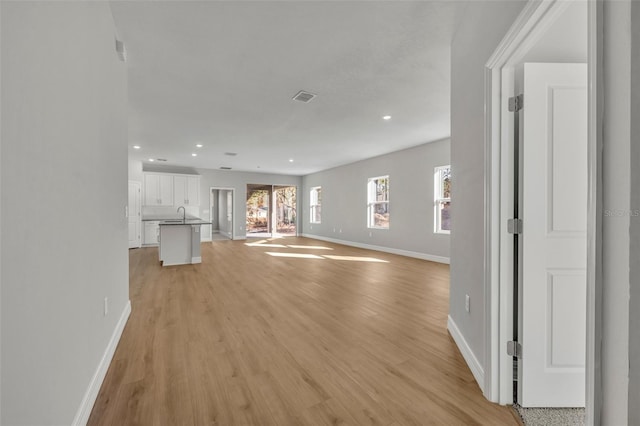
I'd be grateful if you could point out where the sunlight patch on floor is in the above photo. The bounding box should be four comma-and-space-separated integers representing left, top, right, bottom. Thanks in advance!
322, 255, 389, 263
265, 252, 325, 259
287, 245, 333, 250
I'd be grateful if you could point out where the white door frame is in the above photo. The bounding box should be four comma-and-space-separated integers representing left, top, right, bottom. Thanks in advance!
209, 187, 235, 240
128, 180, 142, 249
483, 0, 602, 423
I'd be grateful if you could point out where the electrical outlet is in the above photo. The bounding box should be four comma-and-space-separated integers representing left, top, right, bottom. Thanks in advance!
104, 297, 109, 316
339, 229, 342, 233
465, 294, 470, 313
369, 231, 372, 237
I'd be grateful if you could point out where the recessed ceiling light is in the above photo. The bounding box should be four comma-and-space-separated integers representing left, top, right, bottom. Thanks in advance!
289, 159, 294, 163
191, 153, 197, 157
148, 158, 154, 162
383, 115, 392, 120
196, 144, 203, 148
133, 145, 141, 149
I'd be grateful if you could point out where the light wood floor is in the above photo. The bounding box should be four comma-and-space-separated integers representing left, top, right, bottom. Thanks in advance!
89, 237, 520, 425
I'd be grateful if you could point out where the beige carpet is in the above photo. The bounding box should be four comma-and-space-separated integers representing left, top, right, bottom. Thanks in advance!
514, 405, 585, 426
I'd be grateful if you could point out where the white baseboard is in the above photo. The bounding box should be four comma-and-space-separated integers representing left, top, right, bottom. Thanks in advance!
447, 315, 485, 392
300, 233, 450, 264
73, 300, 131, 426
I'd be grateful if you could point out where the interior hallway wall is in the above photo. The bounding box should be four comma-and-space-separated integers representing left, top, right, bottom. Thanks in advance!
449, 0, 526, 383
1, 2, 129, 424
628, 0, 640, 423
601, 0, 631, 423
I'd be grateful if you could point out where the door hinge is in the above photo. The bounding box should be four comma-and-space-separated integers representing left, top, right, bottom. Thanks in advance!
507, 218, 523, 234
507, 340, 522, 358
508, 94, 524, 112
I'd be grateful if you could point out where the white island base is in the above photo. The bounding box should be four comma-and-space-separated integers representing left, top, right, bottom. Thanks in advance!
159, 224, 202, 266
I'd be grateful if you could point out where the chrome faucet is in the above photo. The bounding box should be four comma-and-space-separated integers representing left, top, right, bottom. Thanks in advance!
177, 206, 185, 222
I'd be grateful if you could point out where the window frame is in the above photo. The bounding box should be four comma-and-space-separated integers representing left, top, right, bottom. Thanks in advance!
434, 165, 451, 234
367, 175, 390, 229
309, 186, 322, 224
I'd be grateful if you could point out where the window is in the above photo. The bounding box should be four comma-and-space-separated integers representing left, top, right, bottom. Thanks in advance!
310, 186, 322, 223
368, 175, 389, 229
434, 165, 451, 234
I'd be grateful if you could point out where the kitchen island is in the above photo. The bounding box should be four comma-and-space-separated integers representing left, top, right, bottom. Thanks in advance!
158, 219, 212, 266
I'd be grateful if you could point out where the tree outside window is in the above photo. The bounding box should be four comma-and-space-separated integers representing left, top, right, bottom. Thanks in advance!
434, 166, 451, 234
368, 176, 389, 229
310, 186, 322, 224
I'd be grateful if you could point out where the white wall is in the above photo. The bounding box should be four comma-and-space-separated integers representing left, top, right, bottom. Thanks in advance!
628, 1, 640, 423
301, 139, 450, 262
450, 0, 525, 371
601, 1, 631, 423
1, 2, 129, 425
128, 158, 143, 183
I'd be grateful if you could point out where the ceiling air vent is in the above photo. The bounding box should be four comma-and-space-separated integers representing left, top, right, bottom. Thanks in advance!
156, 158, 168, 162
224, 152, 237, 156
220, 167, 232, 170
292, 90, 317, 103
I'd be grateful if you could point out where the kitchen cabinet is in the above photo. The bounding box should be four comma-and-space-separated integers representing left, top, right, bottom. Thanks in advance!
174, 175, 200, 206
143, 173, 173, 206
143, 221, 160, 246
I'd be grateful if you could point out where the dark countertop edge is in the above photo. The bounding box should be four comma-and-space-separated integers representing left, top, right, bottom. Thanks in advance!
158, 220, 212, 226
142, 216, 199, 221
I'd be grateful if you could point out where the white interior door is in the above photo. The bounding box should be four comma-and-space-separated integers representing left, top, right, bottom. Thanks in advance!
518, 62, 587, 407
226, 191, 233, 238
128, 181, 142, 249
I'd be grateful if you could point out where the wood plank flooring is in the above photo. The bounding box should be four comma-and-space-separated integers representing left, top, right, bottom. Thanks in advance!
88, 237, 520, 425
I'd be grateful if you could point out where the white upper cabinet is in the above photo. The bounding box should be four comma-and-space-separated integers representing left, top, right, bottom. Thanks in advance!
143, 173, 174, 206
143, 172, 200, 207
174, 175, 200, 206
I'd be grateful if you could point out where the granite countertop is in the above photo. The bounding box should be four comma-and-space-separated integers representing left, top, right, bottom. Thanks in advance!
142, 215, 198, 221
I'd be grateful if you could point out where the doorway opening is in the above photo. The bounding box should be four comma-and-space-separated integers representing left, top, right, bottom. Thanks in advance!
246, 184, 297, 238
210, 187, 234, 241
484, 0, 596, 420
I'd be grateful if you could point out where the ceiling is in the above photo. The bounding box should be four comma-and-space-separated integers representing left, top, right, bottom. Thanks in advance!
110, 1, 467, 176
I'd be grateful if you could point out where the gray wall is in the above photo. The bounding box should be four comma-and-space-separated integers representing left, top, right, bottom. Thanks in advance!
1, 2, 129, 424
301, 139, 450, 261
450, 1, 525, 369
602, 1, 631, 423
129, 159, 143, 183
629, 1, 640, 423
